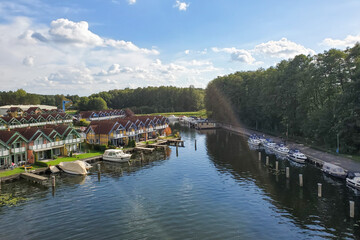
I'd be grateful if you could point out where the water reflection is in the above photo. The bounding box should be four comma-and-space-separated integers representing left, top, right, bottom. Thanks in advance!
206, 129, 360, 238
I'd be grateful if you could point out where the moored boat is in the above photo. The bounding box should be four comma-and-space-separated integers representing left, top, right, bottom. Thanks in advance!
103, 149, 132, 163
321, 162, 347, 179
264, 140, 277, 149
273, 144, 289, 155
248, 135, 261, 146
346, 176, 360, 190
287, 149, 307, 164
58, 160, 88, 175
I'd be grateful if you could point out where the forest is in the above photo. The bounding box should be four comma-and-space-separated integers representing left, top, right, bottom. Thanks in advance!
205, 44, 360, 154
0, 86, 205, 114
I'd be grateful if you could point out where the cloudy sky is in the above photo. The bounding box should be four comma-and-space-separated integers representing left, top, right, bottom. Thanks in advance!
1, 0, 360, 96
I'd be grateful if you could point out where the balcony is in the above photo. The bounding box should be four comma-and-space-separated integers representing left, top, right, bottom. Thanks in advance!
127, 131, 136, 136
29, 143, 52, 151
112, 134, 124, 139
52, 140, 64, 146
0, 126, 6, 130
64, 138, 81, 144
0, 150, 9, 157
12, 147, 26, 153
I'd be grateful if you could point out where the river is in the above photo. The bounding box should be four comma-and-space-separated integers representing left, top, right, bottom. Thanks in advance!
0, 126, 359, 239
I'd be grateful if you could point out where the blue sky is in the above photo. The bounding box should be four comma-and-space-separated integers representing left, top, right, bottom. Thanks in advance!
1, 0, 360, 95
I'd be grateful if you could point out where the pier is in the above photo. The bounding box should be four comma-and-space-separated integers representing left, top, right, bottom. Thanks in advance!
20, 173, 48, 184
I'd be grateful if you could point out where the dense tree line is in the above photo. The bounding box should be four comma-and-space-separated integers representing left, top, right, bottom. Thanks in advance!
205, 44, 360, 154
0, 86, 205, 114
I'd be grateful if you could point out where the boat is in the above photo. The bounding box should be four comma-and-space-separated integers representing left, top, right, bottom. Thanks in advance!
264, 140, 277, 150
102, 149, 132, 163
287, 149, 307, 164
58, 160, 88, 175
346, 176, 360, 190
321, 162, 347, 179
248, 135, 261, 146
83, 161, 93, 170
49, 165, 60, 173
273, 144, 289, 155
258, 136, 267, 145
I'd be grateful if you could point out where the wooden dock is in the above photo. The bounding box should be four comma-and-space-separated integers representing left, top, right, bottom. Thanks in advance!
20, 173, 48, 184
134, 147, 155, 153
167, 139, 185, 147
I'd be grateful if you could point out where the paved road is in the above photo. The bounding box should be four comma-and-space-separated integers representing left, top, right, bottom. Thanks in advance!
222, 124, 360, 172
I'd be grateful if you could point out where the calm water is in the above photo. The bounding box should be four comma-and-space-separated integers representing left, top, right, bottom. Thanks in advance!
1, 127, 360, 239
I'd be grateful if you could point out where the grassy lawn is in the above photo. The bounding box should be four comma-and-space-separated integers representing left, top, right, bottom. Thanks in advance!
65, 110, 77, 115
0, 165, 44, 178
39, 152, 103, 167
143, 109, 208, 118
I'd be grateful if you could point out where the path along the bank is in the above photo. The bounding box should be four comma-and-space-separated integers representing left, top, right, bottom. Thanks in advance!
221, 124, 360, 172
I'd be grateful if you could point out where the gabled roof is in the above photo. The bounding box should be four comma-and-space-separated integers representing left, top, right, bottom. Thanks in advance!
15, 128, 52, 142
0, 130, 27, 144
25, 107, 42, 114
7, 107, 23, 112
88, 120, 119, 135
41, 128, 62, 139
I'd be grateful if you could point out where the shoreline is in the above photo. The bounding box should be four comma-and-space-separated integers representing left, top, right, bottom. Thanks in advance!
220, 124, 360, 172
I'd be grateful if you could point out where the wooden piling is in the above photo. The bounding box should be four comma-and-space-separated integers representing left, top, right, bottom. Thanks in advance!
318, 183, 322, 197
299, 174, 303, 187
97, 164, 101, 172
350, 201, 355, 218
266, 156, 269, 166
51, 176, 56, 187
286, 167, 290, 179
275, 161, 279, 172
176, 142, 179, 157
258, 152, 261, 161
195, 139, 197, 151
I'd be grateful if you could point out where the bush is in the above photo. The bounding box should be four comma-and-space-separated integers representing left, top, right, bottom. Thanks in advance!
70, 151, 73, 157
34, 161, 48, 167
100, 144, 107, 151
127, 140, 136, 148
53, 155, 58, 160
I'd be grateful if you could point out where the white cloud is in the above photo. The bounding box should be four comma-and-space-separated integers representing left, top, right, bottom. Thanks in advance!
128, 0, 136, 4
184, 49, 190, 54
49, 18, 103, 47
23, 56, 34, 66
321, 34, 360, 48
212, 47, 255, 64
174, 1, 189, 11
254, 38, 315, 58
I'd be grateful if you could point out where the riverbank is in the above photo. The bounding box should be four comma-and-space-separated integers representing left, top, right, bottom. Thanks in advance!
221, 123, 360, 172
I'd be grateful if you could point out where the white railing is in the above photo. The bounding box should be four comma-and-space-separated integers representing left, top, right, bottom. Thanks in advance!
137, 129, 144, 134
12, 147, 26, 153
127, 131, 136, 136
147, 128, 153, 132
0, 126, 6, 130
0, 150, 9, 156
112, 134, 124, 139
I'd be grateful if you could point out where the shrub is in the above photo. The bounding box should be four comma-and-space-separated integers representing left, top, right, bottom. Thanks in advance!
100, 144, 107, 151
53, 155, 58, 160
127, 140, 136, 148
34, 161, 48, 167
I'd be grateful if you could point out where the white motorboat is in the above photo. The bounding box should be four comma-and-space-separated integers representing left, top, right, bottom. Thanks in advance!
346, 176, 360, 190
273, 144, 289, 155
264, 140, 277, 149
258, 136, 267, 145
103, 149, 132, 163
287, 149, 307, 164
58, 160, 88, 175
321, 162, 347, 179
248, 136, 261, 146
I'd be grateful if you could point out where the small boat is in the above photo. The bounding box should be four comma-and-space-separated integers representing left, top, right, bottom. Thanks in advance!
273, 144, 289, 155
58, 160, 88, 175
321, 162, 347, 179
258, 136, 267, 145
287, 149, 307, 164
21, 165, 33, 170
83, 161, 93, 170
346, 177, 360, 190
248, 136, 261, 146
102, 149, 132, 163
264, 140, 277, 149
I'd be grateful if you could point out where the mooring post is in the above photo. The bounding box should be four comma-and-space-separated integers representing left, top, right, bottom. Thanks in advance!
299, 174, 303, 187
286, 167, 290, 178
195, 139, 197, 151
97, 163, 101, 172
51, 176, 56, 187
141, 152, 144, 162
318, 183, 322, 197
176, 142, 179, 157
258, 152, 261, 161
275, 161, 279, 172
266, 156, 269, 166
350, 201, 355, 218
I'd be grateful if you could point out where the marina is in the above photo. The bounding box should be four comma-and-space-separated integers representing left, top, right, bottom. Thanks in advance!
0, 127, 360, 239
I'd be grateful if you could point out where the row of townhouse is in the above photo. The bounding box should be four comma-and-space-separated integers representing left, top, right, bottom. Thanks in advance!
0, 113, 73, 130
0, 125, 81, 169
78, 109, 125, 121
6, 106, 61, 118
85, 116, 170, 146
